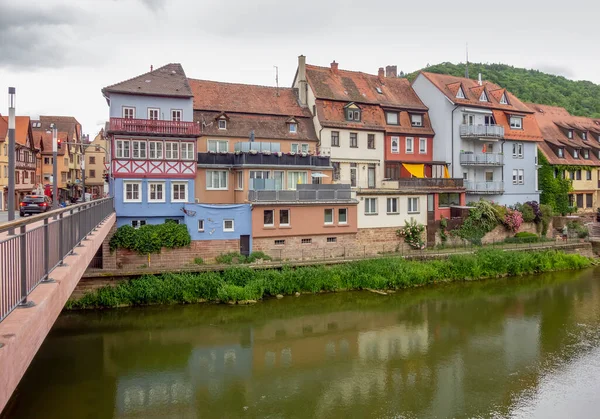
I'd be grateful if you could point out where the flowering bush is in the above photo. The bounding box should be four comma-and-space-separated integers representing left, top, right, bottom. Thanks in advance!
503, 209, 523, 232
524, 201, 542, 223
397, 219, 426, 250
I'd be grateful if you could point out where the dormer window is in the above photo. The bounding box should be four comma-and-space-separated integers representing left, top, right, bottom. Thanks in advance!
344, 103, 361, 122
557, 147, 564, 158
218, 119, 227, 130
573, 149, 579, 159
567, 130, 573, 139
583, 149, 590, 159
289, 123, 297, 133
582, 132, 587, 140
479, 91, 489, 102
509, 116, 523, 130
499, 92, 509, 105
456, 86, 465, 99
386, 112, 399, 125
410, 114, 423, 127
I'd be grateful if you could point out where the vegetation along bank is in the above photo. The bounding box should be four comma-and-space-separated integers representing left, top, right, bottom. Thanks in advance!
67, 249, 593, 309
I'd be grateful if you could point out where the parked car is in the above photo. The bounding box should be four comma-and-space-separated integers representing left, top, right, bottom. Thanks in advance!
19, 195, 52, 217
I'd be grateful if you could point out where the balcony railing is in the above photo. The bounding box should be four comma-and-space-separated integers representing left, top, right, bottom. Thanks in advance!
460, 152, 504, 166
464, 181, 504, 194
197, 152, 331, 167
460, 124, 504, 139
108, 117, 200, 136
248, 189, 353, 202
382, 178, 464, 190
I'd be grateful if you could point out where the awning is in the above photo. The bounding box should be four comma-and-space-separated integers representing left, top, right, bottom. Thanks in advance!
402, 163, 425, 178
444, 166, 450, 179
311, 173, 329, 178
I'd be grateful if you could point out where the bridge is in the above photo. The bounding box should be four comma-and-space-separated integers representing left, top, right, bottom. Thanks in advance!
0, 198, 115, 412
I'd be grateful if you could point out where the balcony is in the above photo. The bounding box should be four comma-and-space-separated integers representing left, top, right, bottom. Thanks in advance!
460, 152, 504, 166
464, 181, 504, 194
197, 152, 331, 167
108, 117, 200, 137
248, 188, 354, 203
382, 178, 464, 190
460, 124, 504, 139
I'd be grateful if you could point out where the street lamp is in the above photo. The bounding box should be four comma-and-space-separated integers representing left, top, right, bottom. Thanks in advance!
7, 87, 16, 222
46, 124, 59, 209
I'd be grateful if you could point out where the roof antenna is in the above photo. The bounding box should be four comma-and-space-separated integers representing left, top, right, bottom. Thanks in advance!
150, 65, 153, 71
465, 42, 469, 79
274, 65, 279, 97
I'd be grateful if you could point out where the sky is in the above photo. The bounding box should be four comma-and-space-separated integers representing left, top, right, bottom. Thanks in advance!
0, 0, 598, 137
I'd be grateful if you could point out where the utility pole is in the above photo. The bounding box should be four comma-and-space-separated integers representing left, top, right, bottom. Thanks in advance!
51, 125, 58, 209
7, 87, 16, 221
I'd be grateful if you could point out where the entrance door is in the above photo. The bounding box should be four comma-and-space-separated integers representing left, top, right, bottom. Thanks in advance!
240, 235, 250, 257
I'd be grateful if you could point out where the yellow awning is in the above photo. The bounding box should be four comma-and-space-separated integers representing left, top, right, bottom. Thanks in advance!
443, 166, 450, 179
403, 163, 425, 178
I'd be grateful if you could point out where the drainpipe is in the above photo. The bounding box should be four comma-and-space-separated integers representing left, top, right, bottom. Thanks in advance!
501, 139, 506, 187
451, 105, 459, 178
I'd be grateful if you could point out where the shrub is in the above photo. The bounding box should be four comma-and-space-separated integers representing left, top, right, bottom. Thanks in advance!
397, 219, 426, 249
453, 200, 500, 245
503, 209, 524, 233
246, 251, 273, 263
504, 232, 546, 244
109, 222, 191, 254
539, 204, 554, 236
194, 257, 204, 265
215, 252, 247, 265
567, 221, 589, 238
517, 203, 536, 223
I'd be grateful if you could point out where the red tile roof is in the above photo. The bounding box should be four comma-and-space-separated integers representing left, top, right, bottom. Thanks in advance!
315, 101, 385, 131
189, 79, 311, 118
0, 115, 33, 148
305, 64, 428, 110
102, 63, 193, 98
0, 115, 7, 142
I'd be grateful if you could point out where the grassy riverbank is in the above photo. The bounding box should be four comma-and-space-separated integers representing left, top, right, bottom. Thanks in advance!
67, 249, 592, 309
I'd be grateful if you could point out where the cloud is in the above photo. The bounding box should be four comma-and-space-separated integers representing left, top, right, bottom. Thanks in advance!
139, 0, 166, 11
535, 63, 575, 79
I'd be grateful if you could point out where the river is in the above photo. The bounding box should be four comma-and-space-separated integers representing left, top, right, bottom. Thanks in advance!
3, 268, 600, 418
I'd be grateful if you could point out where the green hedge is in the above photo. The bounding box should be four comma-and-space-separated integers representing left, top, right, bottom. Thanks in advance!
67, 249, 592, 309
109, 221, 191, 254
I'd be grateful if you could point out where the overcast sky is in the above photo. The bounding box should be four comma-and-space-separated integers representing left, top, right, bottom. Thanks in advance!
0, 0, 598, 136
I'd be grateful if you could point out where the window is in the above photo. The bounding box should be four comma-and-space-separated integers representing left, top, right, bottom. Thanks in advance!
583, 149, 590, 159
500, 93, 508, 105
368, 164, 376, 188
61, 172, 67, 183
576, 170, 582, 180
512, 169, 518, 184
407, 197, 419, 213
165, 142, 179, 159
338, 208, 347, 224
131, 220, 146, 229
518, 169, 524, 184
582, 132, 587, 140
410, 114, 422, 127
406, 137, 414, 153
223, 219, 234, 232
89, 156, 96, 164
324, 208, 334, 224
218, 119, 227, 130
567, 130, 573, 139
327, 237, 337, 243
123, 107, 135, 119
180, 142, 194, 160
558, 148, 564, 158
331, 131, 340, 147
279, 209, 290, 226
124, 181, 141, 202
587, 193, 593, 208
236, 171, 243, 190
456, 87, 465, 99
587, 170, 592, 180
198, 220, 204, 232
570, 171, 575, 180
206, 170, 228, 189
148, 182, 165, 202
44, 157, 52, 165
350, 163, 357, 187
273, 171, 284, 190
479, 91, 488, 102
116, 140, 130, 158
171, 182, 187, 202
301, 238, 312, 244
439, 193, 460, 207
346, 108, 361, 121
350, 133, 358, 148
419, 138, 427, 154
287, 171, 307, 189
264, 210, 274, 227
275, 239, 285, 245
386, 112, 399, 125
207, 140, 228, 153
148, 108, 159, 120
289, 123, 297, 133
333, 162, 341, 180
577, 194, 584, 208
368, 134, 375, 149
291, 143, 309, 154
149, 141, 163, 159
387, 197, 398, 214
512, 143, 523, 158
89, 170, 96, 178
391, 137, 399, 154
132, 140, 147, 159
171, 109, 182, 121
573, 149, 579, 159
365, 198, 377, 215
509, 117, 523, 129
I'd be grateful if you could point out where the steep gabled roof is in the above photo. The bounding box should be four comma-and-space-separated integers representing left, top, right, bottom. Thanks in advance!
0, 115, 34, 148
102, 63, 193, 98
189, 79, 311, 118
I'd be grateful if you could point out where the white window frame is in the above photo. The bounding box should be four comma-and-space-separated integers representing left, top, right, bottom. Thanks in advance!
132, 140, 147, 159
131, 220, 146, 229
123, 181, 142, 203
338, 208, 348, 224
171, 109, 182, 122
223, 219, 234, 232
148, 108, 160, 120
582, 132, 587, 140
365, 198, 377, 215
567, 130, 573, 139
171, 182, 188, 202
289, 123, 297, 133
406, 137, 414, 154
149, 141, 163, 159
206, 170, 228, 190
573, 149, 579, 159
558, 148, 564, 158
235, 171, 244, 190
218, 119, 227, 130
148, 182, 165, 203
122, 107, 135, 119
410, 114, 422, 127
386, 112, 399, 125
180, 142, 195, 160
518, 169, 524, 185
198, 219, 204, 232
391, 136, 399, 154
500, 93, 508, 105
387, 197, 399, 214
165, 142, 179, 160
407, 197, 420, 214
456, 87, 465, 99
419, 138, 427, 154
115, 139, 130, 159
510, 117, 523, 130
512, 143, 523, 158
512, 169, 518, 185
207, 140, 228, 153
324, 208, 334, 225
479, 91, 488, 102
279, 209, 290, 226
264, 210, 274, 227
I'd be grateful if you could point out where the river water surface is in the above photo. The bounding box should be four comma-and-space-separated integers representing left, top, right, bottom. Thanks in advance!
4, 268, 600, 418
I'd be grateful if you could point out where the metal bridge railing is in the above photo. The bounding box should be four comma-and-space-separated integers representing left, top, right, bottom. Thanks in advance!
0, 197, 114, 322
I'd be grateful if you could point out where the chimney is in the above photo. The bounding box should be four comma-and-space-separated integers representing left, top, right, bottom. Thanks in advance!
378, 67, 384, 81
330, 60, 339, 73
298, 55, 308, 107
150, 65, 153, 71
385, 65, 397, 78
478, 73, 482, 86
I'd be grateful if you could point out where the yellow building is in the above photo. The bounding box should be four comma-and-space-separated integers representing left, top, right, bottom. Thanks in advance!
84, 130, 109, 198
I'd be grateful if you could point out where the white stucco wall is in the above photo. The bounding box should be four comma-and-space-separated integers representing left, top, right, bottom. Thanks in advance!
357, 194, 427, 228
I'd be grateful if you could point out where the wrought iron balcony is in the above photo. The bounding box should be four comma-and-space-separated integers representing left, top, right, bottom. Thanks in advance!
382, 178, 464, 190
108, 117, 200, 137
460, 152, 504, 166
197, 152, 331, 167
464, 180, 504, 194
460, 124, 504, 139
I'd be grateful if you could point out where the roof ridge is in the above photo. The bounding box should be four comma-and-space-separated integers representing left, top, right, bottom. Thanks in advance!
188, 78, 296, 91
102, 63, 181, 91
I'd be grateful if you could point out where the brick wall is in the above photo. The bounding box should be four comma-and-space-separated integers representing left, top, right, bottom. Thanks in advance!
253, 234, 358, 261
436, 222, 553, 246
357, 227, 421, 254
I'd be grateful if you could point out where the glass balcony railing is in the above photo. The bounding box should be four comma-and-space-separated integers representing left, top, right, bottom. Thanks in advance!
464, 181, 504, 194
460, 124, 504, 139
460, 152, 504, 166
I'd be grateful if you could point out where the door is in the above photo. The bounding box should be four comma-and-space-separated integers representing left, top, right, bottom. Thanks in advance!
240, 235, 250, 257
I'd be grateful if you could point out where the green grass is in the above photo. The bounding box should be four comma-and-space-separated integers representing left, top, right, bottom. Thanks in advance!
66, 249, 592, 309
